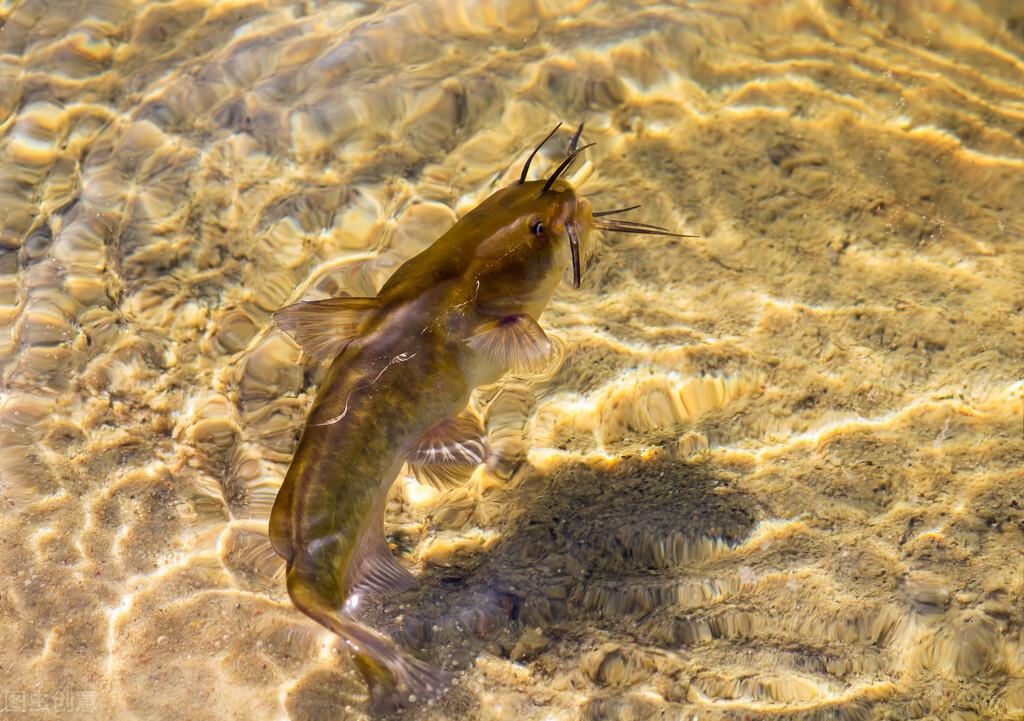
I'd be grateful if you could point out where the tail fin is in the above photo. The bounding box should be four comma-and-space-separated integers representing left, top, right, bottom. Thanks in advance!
337, 620, 453, 715
286, 566, 451, 714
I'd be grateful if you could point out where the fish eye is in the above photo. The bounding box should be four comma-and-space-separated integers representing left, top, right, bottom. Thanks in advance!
529, 217, 544, 235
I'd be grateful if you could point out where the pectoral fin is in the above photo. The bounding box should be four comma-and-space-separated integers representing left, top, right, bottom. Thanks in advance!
407, 414, 487, 489
466, 314, 553, 374
273, 296, 379, 362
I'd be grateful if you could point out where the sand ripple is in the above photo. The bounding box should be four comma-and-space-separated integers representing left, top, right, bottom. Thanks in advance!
1, 0, 1022, 719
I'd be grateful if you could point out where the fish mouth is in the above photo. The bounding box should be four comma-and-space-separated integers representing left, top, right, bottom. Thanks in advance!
567, 221, 582, 289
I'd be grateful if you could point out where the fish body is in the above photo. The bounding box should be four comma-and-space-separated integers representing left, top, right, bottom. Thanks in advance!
270, 326, 472, 711
268, 125, 686, 713
270, 175, 588, 712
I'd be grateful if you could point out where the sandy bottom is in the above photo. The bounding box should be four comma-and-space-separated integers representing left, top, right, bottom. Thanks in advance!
1, 0, 1022, 719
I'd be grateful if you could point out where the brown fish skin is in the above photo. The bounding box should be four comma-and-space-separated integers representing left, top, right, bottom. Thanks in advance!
270, 175, 592, 714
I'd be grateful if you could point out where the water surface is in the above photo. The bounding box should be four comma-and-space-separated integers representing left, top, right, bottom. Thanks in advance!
1, 1, 1022, 719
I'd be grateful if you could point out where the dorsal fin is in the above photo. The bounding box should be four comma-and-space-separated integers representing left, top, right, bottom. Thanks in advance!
273, 296, 379, 362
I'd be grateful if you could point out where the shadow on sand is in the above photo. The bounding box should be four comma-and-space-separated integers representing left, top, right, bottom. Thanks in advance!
361, 455, 760, 719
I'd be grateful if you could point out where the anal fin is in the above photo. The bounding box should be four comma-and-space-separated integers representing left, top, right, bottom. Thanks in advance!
274, 295, 380, 362
348, 502, 417, 598
406, 413, 487, 489
466, 313, 553, 373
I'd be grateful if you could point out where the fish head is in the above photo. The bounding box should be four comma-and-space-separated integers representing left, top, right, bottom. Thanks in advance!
505, 177, 593, 291
481, 121, 690, 291
458, 175, 596, 317
439, 123, 692, 312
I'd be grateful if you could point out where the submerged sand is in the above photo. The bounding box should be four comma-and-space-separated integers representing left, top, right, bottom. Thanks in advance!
1, 0, 1022, 719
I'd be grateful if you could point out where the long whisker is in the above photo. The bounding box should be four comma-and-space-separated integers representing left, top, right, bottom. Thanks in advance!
519, 122, 562, 184
593, 219, 698, 238
541, 142, 596, 194
592, 204, 642, 217
595, 218, 676, 231
567, 222, 582, 289
567, 122, 585, 154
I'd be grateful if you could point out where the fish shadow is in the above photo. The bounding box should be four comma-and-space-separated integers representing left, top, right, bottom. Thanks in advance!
368, 455, 761, 719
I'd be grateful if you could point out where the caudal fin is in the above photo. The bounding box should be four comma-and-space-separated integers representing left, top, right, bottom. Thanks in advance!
336, 620, 453, 715
286, 566, 451, 715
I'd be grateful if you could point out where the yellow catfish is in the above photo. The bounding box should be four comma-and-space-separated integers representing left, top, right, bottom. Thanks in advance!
268, 123, 690, 713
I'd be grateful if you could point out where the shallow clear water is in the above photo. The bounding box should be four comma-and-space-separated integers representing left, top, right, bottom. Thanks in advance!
1, 0, 1022, 719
